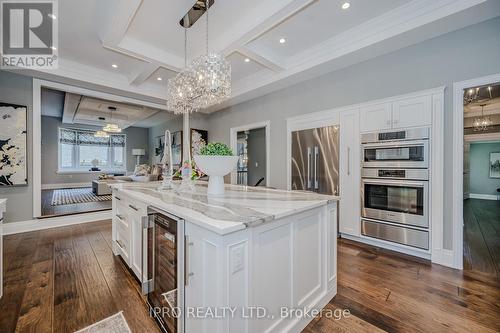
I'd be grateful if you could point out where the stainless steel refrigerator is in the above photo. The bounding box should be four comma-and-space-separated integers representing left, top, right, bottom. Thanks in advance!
291, 126, 339, 195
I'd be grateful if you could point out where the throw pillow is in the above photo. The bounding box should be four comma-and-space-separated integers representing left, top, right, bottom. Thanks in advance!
134, 164, 151, 176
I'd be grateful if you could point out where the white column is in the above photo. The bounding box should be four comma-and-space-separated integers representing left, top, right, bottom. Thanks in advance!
183, 113, 191, 164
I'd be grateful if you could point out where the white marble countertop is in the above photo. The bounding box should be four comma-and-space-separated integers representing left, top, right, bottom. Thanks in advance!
111, 181, 339, 235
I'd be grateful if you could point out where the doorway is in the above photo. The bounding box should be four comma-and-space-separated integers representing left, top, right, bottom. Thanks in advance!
230, 121, 270, 187
462, 81, 500, 279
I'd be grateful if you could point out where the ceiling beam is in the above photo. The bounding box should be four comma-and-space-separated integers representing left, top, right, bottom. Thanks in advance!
235, 46, 285, 72
129, 62, 159, 86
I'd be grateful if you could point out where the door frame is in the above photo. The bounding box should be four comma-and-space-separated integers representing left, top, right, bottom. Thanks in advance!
32, 79, 168, 218
229, 121, 271, 186
452, 73, 500, 270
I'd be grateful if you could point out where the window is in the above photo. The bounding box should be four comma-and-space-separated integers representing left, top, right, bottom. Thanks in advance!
58, 128, 126, 172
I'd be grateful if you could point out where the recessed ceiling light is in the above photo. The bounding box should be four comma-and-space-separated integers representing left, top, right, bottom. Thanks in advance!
48, 13, 57, 19
157, 77, 163, 81
279, 38, 286, 44
50, 46, 57, 50
341, 2, 350, 10
111, 64, 118, 68
244, 58, 250, 63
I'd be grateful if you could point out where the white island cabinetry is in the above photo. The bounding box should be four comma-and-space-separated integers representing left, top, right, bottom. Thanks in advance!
111, 182, 338, 333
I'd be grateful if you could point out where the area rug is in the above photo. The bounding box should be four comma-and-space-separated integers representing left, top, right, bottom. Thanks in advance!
51, 188, 112, 206
75, 312, 132, 333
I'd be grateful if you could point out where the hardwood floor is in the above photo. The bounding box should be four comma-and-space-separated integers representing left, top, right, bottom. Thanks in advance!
304, 238, 500, 333
0, 220, 160, 333
463, 198, 500, 279
41, 189, 112, 217
1, 221, 499, 333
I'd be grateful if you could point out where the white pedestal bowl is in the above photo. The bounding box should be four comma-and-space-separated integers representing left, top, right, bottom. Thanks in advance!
193, 155, 239, 195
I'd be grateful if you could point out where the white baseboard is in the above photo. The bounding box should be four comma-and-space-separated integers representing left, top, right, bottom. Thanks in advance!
41, 182, 91, 190
432, 248, 457, 269
3, 210, 112, 235
469, 193, 499, 200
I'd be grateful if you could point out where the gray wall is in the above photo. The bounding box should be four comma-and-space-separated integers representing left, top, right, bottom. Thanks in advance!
0, 71, 33, 223
207, 17, 500, 250
148, 113, 210, 163
247, 127, 266, 186
41, 116, 149, 185
469, 142, 500, 196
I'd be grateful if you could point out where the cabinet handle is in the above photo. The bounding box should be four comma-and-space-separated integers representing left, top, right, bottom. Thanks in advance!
184, 236, 194, 286
114, 196, 121, 201
129, 204, 139, 211
116, 214, 125, 221
314, 146, 319, 190
116, 239, 126, 251
347, 147, 351, 176
307, 147, 312, 189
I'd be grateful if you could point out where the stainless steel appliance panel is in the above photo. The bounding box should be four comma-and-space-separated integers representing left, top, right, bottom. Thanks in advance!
361, 168, 428, 180
361, 127, 429, 144
146, 209, 185, 333
362, 140, 429, 169
361, 219, 429, 250
291, 126, 339, 195
361, 178, 429, 228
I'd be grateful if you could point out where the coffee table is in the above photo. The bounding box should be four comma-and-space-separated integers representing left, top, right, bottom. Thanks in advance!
92, 179, 128, 196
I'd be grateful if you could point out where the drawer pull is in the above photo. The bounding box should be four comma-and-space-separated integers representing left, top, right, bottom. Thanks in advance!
114, 196, 121, 201
116, 239, 126, 251
129, 204, 139, 211
116, 214, 125, 221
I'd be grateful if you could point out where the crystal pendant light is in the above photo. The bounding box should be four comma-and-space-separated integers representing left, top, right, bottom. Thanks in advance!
103, 106, 122, 133
473, 104, 492, 131
190, 0, 231, 110
94, 130, 109, 138
167, 29, 199, 114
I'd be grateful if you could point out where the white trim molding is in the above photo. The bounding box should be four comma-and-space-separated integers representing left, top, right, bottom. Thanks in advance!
3, 210, 112, 235
452, 72, 500, 270
32, 78, 166, 218
41, 182, 91, 190
469, 193, 499, 201
229, 121, 271, 187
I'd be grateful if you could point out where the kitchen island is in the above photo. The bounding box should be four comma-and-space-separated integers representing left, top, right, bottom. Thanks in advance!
111, 181, 338, 333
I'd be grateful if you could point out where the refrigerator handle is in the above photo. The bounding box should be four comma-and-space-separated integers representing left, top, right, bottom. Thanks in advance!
307, 147, 312, 189
347, 147, 351, 176
314, 146, 319, 190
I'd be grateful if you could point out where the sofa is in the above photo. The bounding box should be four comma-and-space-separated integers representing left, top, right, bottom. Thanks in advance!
108, 164, 163, 183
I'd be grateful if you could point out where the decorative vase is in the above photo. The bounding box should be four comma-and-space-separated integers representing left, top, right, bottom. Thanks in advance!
193, 155, 239, 195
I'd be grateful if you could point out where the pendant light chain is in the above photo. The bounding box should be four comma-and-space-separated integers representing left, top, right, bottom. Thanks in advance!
206, 0, 209, 55
184, 28, 187, 68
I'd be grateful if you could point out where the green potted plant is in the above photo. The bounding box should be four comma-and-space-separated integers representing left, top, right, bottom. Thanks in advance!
193, 142, 239, 195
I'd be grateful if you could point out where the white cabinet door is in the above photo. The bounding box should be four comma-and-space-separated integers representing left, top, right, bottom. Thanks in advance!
129, 210, 147, 282
359, 103, 392, 132
339, 109, 360, 236
392, 95, 432, 129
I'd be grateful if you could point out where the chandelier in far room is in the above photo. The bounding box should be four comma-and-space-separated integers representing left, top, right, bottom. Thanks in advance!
102, 106, 122, 133
473, 104, 492, 131
166, 0, 231, 114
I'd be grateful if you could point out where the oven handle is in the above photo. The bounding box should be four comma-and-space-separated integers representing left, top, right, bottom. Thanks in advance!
362, 178, 427, 187
362, 140, 428, 149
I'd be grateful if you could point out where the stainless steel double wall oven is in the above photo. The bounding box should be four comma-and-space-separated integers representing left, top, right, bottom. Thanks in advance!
360, 128, 430, 250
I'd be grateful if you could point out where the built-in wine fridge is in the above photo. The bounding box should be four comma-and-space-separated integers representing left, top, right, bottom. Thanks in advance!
143, 208, 185, 333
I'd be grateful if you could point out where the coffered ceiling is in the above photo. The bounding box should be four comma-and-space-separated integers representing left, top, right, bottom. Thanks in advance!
27, 0, 500, 113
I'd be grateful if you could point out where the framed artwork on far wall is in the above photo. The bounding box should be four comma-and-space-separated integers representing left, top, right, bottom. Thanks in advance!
489, 152, 500, 178
0, 102, 28, 186
171, 131, 182, 168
